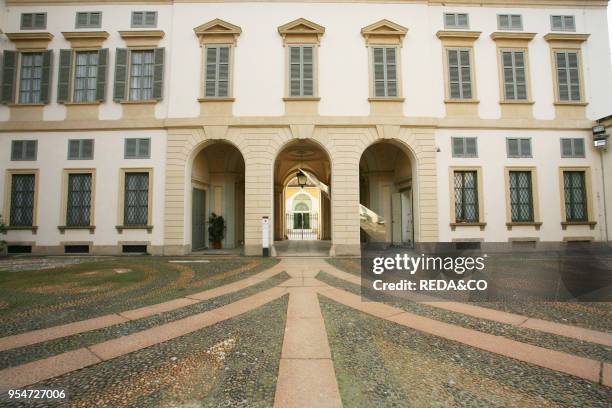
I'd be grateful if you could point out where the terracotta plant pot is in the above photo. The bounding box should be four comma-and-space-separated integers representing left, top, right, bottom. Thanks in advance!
212, 241, 222, 249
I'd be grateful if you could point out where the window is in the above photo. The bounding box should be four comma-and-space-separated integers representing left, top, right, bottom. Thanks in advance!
113, 48, 164, 102
289, 45, 314, 97
131, 11, 157, 28
124, 172, 150, 226
373, 47, 398, 97
19, 53, 43, 104
498, 14, 522, 30
68, 139, 94, 160
563, 171, 587, 221
444, 13, 469, 29
66, 173, 93, 226
21, 13, 46, 30
75, 12, 101, 28
507, 138, 531, 158
551, 15, 575, 32
129, 50, 154, 101
74, 51, 99, 102
9, 174, 36, 227
205, 46, 230, 98
561, 138, 585, 158
501, 50, 527, 100
451, 137, 477, 157
554, 51, 581, 102
11, 140, 37, 161
125, 138, 151, 159
454, 171, 479, 223
509, 171, 533, 222
447, 49, 472, 99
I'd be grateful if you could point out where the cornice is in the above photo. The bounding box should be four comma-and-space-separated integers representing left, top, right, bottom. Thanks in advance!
490, 32, 536, 41
119, 30, 165, 47
544, 33, 590, 43
436, 31, 481, 40
62, 31, 109, 48
5, 32, 54, 50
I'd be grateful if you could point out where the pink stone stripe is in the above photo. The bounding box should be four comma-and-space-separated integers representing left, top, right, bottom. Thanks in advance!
603, 363, 612, 387
318, 285, 603, 384
322, 266, 612, 347
0, 268, 284, 352
0, 348, 101, 393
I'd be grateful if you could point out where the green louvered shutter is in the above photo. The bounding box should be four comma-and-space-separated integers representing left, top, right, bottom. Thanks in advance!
152, 47, 164, 100
1, 51, 17, 104
57, 49, 72, 103
40, 50, 53, 104
96, 48, 108, 101
113, 48, 128, 101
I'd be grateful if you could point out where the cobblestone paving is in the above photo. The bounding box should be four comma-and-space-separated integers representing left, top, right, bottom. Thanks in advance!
0, 258, 278, 336
0, 296, 289, 408
0, 272, 290, 370
317, 271, 612, 364
320, 296, 611, 408
325, 258, 612, 332
0, 257, 109, 273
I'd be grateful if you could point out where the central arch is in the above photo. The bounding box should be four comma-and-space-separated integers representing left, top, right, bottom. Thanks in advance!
273, 139, 332, 255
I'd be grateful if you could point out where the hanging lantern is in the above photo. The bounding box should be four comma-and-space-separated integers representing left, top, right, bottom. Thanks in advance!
296, 170, 307, 189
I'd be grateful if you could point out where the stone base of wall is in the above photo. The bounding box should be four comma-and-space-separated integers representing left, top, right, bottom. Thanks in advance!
4, 244, 165, 256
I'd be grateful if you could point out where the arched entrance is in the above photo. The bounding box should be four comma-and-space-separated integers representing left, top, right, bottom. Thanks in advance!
190, 142, 245, 252
273, 139, 331, 256
359, 141, 415, 247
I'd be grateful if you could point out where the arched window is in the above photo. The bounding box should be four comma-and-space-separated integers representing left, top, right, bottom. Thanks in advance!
293, 194, 312, 212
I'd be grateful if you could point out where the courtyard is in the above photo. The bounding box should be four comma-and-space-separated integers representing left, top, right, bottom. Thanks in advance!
0, 255, 609, 407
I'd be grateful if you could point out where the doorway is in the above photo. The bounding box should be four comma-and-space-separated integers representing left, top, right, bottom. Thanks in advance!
192, 188, 206, 250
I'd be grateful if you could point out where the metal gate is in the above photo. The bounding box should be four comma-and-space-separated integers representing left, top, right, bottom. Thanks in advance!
286, 212, 319, 240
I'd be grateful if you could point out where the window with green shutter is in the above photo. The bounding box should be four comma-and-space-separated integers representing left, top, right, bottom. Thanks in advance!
10, 174, 36, 227
555, 51, 581, 102
289, 45, 314, 97
451, 137, 478, 157
68, 139, 94, 160
560, 138, 585, 158
74, 51, 99, 102
501, 50, 527, 100
205, 46, 230, 97
509, 171, 534, 222
19, 53, 44, 104
11, 140, 37, 161
563, 171, 587, 222
124, 173, 149, 225
454, 171, 479, 223
124, 138, 151, 159
372, 47, 398, 98
506, 138, 531, 158
66, 173, 92, 227
447, 49, 472, 99
129, 50, 154, 101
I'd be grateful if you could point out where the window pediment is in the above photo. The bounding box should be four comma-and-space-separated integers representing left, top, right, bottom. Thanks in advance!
5, 32, 53, 50
62, 31, 109, 49
361, 19, 408, 45
194, 19, 242, 45
278, 18, 325, 45
119, 30, 165, 47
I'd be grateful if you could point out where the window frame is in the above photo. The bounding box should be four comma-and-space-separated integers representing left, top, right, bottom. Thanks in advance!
10, 140, 38, 161
506, 137, 532, 158
504, 167, 541, 229
552, 49, 583, 103
448, 166, 485, 229
497, 14, 523, 31
550, 15, 576, 32
72, 50, 100, 103
287, 44, 317, 98
117, 168, 154, 231
3, 169, 39, 230
451, 136, 478, 158
60, 168, 96, 230
444, 47, 476, 101
444, 13, 470, 29
499, 48, 529, 101
131, 11, 158, 29
67, 139, 95, 160
127, 49, 156, 102
20, 13, 47, 30
124, 138, 151, 159
18, 51, 45, 105
558, 167, 595, 229
75, 12, 102, 29
203, 44, 233, 99
560, 138, 585, 158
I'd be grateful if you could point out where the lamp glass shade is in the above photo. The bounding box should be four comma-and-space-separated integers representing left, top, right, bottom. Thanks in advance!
297, 171, 307, 188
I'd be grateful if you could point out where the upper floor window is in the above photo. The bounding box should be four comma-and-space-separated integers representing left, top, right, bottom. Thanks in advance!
444, 13, 469, 29
11, 140, 37, 161
372, 47, 398, 98
289, 45, 315, 97
451, 137, 477, 158
501, 50, 528, 101
76, 12, 102, 29
131, 11, 157, 28
113, 48, 165, 102
507, 138, 532, 158
447, 49, 473, 100
125, 138, 151, 159
19, 52, 53, 104
204, 45, 230, 98
68, 139, 94, 160
57, 49, 108, 104
561, 138, 585, 158
554, 51, 581, 102
551, 15, 575, 32
498, 14, 522, 30
21, 13, 46, 30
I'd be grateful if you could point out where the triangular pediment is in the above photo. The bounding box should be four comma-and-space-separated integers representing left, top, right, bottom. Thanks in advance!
278, 18, 325, 36
194, 18, 242, 36
361, 19, 408, 37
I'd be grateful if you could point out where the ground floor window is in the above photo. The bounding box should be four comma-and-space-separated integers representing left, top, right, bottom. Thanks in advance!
66, 173, 93, 226
10, 173, 36, 226
124, 172, 149, 225
509, 171, 533, 222
563, 171, 587, 222
454, 170, 479, 223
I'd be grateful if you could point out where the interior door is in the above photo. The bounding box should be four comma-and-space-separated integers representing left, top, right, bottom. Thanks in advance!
192, 188, 206, 250
391, 192, 402, 245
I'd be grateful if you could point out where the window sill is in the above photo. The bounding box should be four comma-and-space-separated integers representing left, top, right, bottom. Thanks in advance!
198, 97, 235, 102
118, 100, 159, 105
561, 221, 596, 230
58, 225, 95, 234
444, 99, 479, 104
3, 226, 38, 234
368, 97, 405, 102
554, 101, 588, 106
116, 225, 153, 233
499, 100, 535, 105
506, 221, 542, 230
7, 103, 46, 107
283, 97, 321, 101
63, 101, 101, 106
450, 222, 486, 231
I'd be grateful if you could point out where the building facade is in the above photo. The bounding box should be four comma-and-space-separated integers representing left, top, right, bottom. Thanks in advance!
0, 0, 610, 256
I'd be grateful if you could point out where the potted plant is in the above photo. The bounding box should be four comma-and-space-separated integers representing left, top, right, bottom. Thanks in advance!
208, 212, 226, 249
